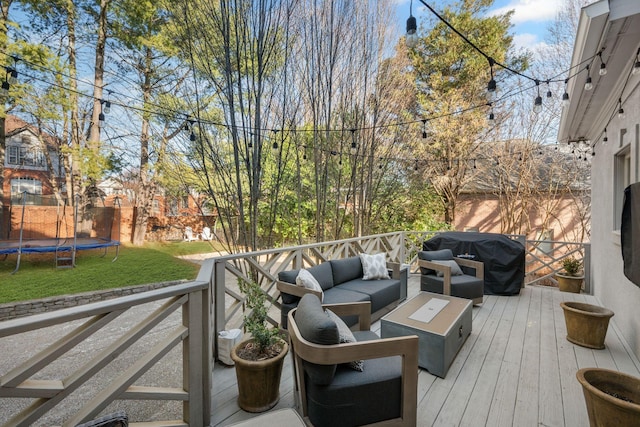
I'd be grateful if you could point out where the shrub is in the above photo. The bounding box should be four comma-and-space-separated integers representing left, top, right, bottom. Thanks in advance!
561, 256, 582, 277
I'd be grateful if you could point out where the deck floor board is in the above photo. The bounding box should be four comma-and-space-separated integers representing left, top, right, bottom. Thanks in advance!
211, 276, 640, 426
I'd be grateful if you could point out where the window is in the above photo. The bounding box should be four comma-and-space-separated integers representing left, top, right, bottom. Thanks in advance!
10, 177, 43, 205
181, 195, 190, 209
6, 144, 46, 168
614, 146, 631, 230
167, 198, 178, 216
152, 199, 160, 215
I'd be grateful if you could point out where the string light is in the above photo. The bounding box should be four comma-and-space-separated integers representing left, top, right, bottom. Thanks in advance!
405, 0, 418, 48
584, 65, 593, 91
487, 58, 496, 100
633, 48, 640, 76
533, 80, 542, 113
598, 52, 607, 76
618, 98, 625, 119
546, 81, 552, 98
602, 128, 608, 144
422, 120, 427, 138
562, 79, 570, 107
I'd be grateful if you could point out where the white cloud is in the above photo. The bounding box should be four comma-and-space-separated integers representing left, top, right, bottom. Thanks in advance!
512, 33, 552, 51
489, 0, 561, 24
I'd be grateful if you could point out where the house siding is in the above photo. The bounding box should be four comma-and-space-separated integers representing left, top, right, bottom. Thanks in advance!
591, 85, 640, 357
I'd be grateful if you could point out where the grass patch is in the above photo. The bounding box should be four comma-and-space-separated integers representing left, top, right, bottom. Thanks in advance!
0, 243, 206, 304
144, 240, 226, 256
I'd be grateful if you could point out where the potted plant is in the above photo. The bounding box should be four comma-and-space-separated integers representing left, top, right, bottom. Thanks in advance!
556, 256, 584, 293
560, 301, 614, 349
577, 368, 640, 426
230, 280, 288, 413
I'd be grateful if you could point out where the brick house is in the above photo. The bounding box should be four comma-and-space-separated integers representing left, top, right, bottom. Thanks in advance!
2, 115, 65, 206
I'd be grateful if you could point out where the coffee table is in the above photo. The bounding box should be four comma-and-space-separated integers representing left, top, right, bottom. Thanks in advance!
381, 292, 472, 378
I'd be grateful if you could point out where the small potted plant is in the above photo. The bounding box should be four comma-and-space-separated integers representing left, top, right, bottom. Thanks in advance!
555, 256, 584, 293
230, 280, 288, 413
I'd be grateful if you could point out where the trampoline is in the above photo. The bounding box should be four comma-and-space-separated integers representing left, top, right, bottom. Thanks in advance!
1, 192, 120, 273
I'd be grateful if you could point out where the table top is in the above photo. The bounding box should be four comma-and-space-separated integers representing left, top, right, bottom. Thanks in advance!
382, 292, 472, 335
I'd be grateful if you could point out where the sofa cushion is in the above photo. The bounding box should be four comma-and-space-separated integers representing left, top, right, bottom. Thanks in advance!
432, 259, 463, 277
305, 354, 402, 427
279, 269, 301, 305
338, 279, 400, 313
307, 262, 335, 291
421, 274, 484, 300
297, 269, 324, 300
326, 309, 363, 371
294, 294, 339, 385
322, 287, 371, 327
418, 249, 454, 275
359, 253, 390, 280
330, 257, 363, 285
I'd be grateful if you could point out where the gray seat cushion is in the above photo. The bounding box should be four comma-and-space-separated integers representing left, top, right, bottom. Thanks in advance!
338, 279, 400, 313
294, 294, 339, 385
305, 330, 402, 427
278, 262, 335, 305
330, 257, 363, 285
418, 249, 454, 275
421, 274, 484, 300
322, 287, 371, 327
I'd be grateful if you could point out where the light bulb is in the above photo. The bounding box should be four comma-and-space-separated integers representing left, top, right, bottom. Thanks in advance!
189, 132, 196, 141
533, 95, 542, 113
618, 107, 625, 120
1, 80, 9, 96
562, 92, 569, 107
272, 141, 278, 151
350, 142, 357, 155
584, 76, 593, 91
546, 89, 552, 98
98, 112, 105, 127
599, 62, 607, 76
406, 16, 418, 48
103, 100, 111, 114
8, 68, 17, 84
488, 111, 494, 120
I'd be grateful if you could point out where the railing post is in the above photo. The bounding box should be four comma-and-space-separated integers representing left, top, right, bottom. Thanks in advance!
212, 258, 227, 360
185, 289, 205, 427
584, 243, 591, 294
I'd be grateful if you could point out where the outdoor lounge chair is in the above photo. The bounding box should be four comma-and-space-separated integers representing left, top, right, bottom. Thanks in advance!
418, 249, 484, 305
201, 226, 213, 241
287, 294, 418, 427
184, 226, 199, 242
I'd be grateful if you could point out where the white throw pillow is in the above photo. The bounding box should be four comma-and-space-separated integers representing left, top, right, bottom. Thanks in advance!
359, 253, 390, 280
325, 309, 364, 372
432, 260, 464, 277
296, 269, 324, 301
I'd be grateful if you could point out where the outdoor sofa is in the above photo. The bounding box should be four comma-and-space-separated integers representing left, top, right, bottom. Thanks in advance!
277, 254, 407, 329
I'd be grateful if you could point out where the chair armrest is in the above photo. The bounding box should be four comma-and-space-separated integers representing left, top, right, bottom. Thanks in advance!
454, 258, 484, 279
321, 301, 371, 331
386, 261, 401, 279
276, 280, 322, 299
417, 260, 452, 295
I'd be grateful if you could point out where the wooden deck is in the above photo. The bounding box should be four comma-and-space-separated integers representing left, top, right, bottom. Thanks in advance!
213, 276, 640, 426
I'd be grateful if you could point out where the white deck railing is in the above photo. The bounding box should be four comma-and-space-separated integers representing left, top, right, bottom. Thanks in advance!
0, 277, 212, 427
209, 231, 590, 357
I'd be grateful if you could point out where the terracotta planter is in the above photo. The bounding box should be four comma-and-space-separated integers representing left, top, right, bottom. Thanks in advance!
560, 302, 614, 349
230, 339, 288, 413
556, 273, 584, 293
577, 368, 640, 427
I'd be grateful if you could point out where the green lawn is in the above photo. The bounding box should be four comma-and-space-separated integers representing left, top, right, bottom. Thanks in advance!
0, 241, 225, 304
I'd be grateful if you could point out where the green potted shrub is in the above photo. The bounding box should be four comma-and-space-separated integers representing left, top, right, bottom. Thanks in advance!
230, 280, 288, 413
556, 256, 584, 293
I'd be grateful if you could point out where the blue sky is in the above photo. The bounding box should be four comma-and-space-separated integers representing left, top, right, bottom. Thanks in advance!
395, 0, 563, 51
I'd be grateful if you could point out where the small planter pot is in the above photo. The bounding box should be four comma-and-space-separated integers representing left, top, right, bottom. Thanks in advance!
230, 339, 288, 413
560, 302, 614, 349
577, 368, 640, 427
556, 273, 584, 293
